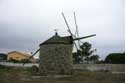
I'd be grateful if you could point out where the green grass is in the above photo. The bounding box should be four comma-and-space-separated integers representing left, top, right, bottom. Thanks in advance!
0, 66, 125, 83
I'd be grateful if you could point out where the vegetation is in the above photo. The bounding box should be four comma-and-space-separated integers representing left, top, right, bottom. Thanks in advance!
0, 53, 7, 61
89, 54, 99, 63
0, 66, 125, 83
105, 53, 125, 64
73, 42, 99, 64
73, 51, 82, 64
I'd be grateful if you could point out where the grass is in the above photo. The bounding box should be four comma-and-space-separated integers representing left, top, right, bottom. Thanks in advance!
0, 65, 125, 83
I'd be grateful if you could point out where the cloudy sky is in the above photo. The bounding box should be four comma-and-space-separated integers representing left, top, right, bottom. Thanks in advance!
0, 0, 125, 59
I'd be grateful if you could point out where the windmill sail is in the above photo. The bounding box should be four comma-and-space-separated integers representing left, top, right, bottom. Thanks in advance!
74, 12, 79, 38
29, 49, 40, 59
62, 12, 79, 51
73, 34, 96, 40
73, 12, 81, 49
61, 12, 74, 36
23, 48, 40, 65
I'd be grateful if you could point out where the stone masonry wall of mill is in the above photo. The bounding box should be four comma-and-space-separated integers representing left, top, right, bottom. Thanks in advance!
39, 44, 73, 75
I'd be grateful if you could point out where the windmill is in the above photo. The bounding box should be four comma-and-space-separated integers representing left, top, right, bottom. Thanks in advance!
24, 12, 96, 74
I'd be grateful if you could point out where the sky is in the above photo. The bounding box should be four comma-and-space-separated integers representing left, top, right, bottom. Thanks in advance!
0, 0, 125, 59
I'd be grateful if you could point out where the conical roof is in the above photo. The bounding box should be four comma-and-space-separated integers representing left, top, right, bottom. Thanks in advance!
40, 33, 73, 45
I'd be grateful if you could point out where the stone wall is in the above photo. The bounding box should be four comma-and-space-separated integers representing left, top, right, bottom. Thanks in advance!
73, 64, 125, 72
39, 44, 73, 75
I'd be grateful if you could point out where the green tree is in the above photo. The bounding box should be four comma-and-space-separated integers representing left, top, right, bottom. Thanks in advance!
73, 50, 82, 64
80, 42, 95, 63
90, 55, 99, 63
73, 42, 97, 64
105, 53, 125, 64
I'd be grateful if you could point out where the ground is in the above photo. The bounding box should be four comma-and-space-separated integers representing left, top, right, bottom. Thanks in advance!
0, 65, 125, 83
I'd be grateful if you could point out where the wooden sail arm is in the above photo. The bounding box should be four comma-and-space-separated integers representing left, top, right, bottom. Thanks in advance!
28, 48, 40, 60
23, 48, 40, 65
73, 34, 96, 40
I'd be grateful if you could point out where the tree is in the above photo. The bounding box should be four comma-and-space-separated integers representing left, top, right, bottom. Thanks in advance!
90, 55, 99, 63
73, 50, 82, 64
105, 53, 125, 64
0, 53, 7, 61
80, 42, 95, 63
73, 42, 97, 64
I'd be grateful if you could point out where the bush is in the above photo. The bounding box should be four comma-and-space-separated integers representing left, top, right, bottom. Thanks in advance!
105, 53, 125, 64
0, 64, 6, 69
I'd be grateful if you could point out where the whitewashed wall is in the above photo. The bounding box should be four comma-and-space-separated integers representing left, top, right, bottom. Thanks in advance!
73, 64, 125, 72
0, 62, 38, 67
